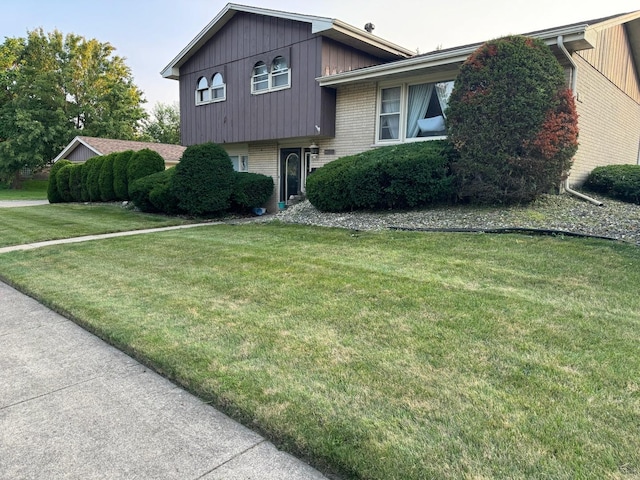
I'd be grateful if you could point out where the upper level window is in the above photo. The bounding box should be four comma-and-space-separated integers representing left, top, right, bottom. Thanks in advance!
196, 77, 210, 105
271, 56, 290, 89
377, 80, 454, 143
211, 72, 226, 101
252, 62, 269, 93
251, 57, 291, 94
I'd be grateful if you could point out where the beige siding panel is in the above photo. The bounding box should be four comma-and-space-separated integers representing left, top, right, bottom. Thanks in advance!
248, 142, 279, 212
578, 24, 640, 102
317, 82, 378, 166
571, 54, 640, 184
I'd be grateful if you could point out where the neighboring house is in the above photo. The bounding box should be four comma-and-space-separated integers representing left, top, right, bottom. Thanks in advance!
53, 136, 186, 168
162, 3, 640, 210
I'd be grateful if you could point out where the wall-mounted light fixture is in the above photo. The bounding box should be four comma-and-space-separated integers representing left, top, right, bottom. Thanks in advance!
309, 142, 319, 162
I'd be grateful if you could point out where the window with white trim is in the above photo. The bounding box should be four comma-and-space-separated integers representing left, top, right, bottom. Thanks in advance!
229, 155, 249, 172
195, 76, 210, 105
211, 72, 226, 102
251, 62, 269, 93
251, 57, 291, 94
377, 80, 454, 143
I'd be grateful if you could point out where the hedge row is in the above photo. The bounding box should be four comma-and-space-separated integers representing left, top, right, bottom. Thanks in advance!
47, 149, 165, 204
306, 141, 455, 212
585, 165, 640, 204
130, 143, 274, 216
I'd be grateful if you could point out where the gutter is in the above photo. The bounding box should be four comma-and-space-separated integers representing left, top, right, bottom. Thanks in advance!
557, 35, 604, 207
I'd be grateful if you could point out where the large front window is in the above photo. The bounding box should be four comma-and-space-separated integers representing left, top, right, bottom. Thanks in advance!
377, 81, 454, 143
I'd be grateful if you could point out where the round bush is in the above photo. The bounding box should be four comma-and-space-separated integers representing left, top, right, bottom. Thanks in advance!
99, 153, 116, 202
86, 156, 105, 202
113, 150, 134, 200
127, 149, 165, 197
585, 165, 640, 204
69, 163, 84, 202
446, 36, 578, 204
129, 168, 181, 213
55, 164, 74, 202
47, 159, 72, 203
231, 172, 274, 211
171, 142, 234, 215
307, 141, 454, 212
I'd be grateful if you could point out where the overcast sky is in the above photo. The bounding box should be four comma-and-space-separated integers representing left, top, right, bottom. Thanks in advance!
2, 0, 638, 111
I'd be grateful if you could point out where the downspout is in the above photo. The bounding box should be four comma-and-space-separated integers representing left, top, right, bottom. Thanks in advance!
557, 35, 604, 206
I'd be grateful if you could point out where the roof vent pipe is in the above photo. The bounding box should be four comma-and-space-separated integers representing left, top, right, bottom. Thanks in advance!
364, 23, 375, 33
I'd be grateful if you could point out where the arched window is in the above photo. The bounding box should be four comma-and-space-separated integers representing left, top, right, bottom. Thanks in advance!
271, 56, 289, 89
251, 62, 269, 93
211, 72, 226, 101
195, 76, 210, 104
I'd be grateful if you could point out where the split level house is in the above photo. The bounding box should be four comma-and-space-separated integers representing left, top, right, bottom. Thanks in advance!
161, 3, 640, 211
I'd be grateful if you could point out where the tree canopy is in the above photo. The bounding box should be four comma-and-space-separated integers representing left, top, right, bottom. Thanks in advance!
140, 102, 180, 145
0, 29, 147, 182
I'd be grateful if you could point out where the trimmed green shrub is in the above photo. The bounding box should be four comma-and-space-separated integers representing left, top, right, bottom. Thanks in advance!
113, 150, 134, 200
585, 165, 640, 204
69, 163, 84, 202
171, 142, 234, 215
55, 164, 74, 202
446, 36, 579, 204
129, 168, 181, 213
127, 149, 165, 196
47, 159, 72, 203
80, 159, 91, 202
231, 172, 274, 211
307, 141, 454, 212
86, 156, 105, 202
99, 153, 116, 202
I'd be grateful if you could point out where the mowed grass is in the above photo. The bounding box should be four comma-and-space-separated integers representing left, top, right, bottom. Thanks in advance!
0, 179, 48, 200
0, 203, 193, 247
0, 223, 638, 479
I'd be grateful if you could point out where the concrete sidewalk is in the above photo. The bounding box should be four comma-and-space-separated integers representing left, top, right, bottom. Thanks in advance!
0, 280, 328, 479
0, 200, 49, 208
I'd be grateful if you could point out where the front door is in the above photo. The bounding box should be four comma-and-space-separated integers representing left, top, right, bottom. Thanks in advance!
280, 148, 301, 202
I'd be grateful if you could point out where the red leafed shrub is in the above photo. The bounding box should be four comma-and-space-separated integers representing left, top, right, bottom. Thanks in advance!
446, 35, 579, 204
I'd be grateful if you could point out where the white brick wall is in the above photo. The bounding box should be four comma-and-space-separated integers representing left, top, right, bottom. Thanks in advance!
248, 142, 279, 212
571, 54, 640, 185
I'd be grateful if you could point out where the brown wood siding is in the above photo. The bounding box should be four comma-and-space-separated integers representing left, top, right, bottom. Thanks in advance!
320, 38, 385, 77
578, 24, 640, 103
180, 12, 338, 145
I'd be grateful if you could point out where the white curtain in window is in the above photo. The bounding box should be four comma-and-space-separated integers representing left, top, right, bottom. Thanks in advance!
435, 82, 454, 118
406, 83, 433, 138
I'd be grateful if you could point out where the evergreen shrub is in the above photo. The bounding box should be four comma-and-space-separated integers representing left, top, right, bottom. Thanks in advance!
127, 149, 165, 196
69, 163, 84, 202
231, 172, 274, 211
130, 168, 180, 213
585, 165, 640, 204
446, 36, 579, 204
171, 142, 234, 215
113, 150, 134, 200
306, 141, 454, 212
86, 156, 105, 202
47, 159, 72, 203
55, 164, 73, 202
98, 153, 116, 201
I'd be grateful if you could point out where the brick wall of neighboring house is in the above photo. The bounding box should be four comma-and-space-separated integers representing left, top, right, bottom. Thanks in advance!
314, 82, 378, 168
571, 54, 640, 185
247, 142, 279, 212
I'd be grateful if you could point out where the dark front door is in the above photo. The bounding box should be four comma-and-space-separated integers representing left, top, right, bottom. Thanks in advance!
280, 148, 301, 202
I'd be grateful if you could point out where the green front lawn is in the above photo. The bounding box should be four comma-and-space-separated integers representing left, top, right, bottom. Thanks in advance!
0, 223, 638, 479
0, 203, 193, 247
0, 179, 48, 200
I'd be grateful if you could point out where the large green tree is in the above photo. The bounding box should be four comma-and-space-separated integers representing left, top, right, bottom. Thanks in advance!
140, 102, 180, 145
0, 29, 147, 182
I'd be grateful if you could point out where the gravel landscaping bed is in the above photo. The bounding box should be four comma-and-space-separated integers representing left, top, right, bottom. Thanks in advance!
274, 193, 640, 245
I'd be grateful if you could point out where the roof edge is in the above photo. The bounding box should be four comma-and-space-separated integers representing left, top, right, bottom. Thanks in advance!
52, 136, 102, 163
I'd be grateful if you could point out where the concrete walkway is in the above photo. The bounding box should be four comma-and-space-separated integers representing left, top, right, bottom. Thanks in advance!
0, 280, 328, 479
0, 200, 50, 208
0, 207, 328, 479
